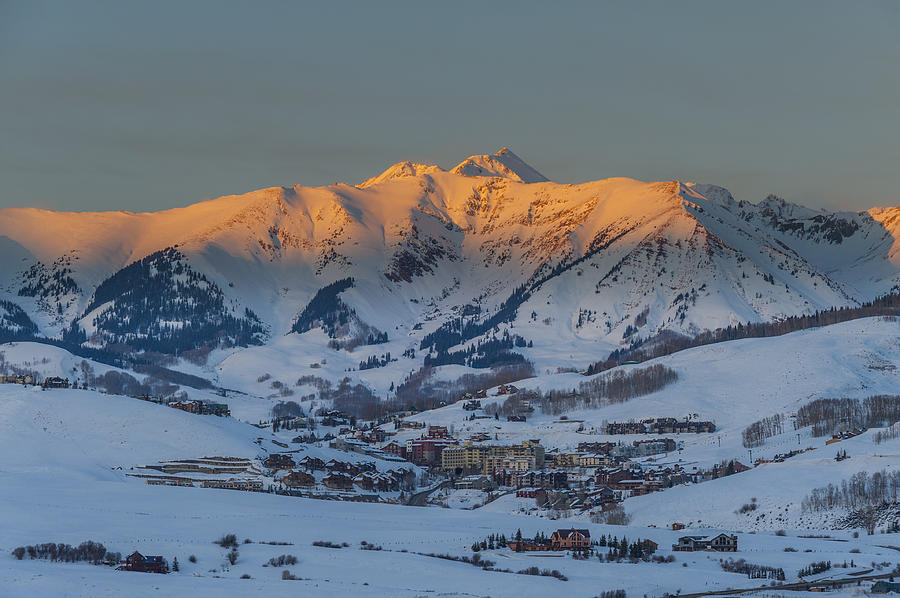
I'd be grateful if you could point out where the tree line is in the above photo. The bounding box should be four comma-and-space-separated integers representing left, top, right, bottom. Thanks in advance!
802, 469, 900, 512
12, 541, 121, 566
795, 395, 900, 437
742, 413, 786, 448
495, 364, 677, 417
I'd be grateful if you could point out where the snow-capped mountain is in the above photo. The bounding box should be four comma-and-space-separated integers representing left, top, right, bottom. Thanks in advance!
0, 148, 898, 378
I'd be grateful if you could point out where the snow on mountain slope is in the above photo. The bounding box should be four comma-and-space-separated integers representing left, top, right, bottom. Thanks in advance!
625, 429, 900, 531
2, 149, 900, 393
391, 317, 900, 471
450, 147, 550, 183
0, 386, 261, 481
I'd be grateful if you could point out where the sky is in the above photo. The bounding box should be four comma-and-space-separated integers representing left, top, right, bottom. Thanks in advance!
1, 1, 899, 213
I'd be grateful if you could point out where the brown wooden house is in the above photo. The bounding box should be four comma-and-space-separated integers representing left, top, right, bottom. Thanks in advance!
282, 470, 316, 488
550, 528, 590, 551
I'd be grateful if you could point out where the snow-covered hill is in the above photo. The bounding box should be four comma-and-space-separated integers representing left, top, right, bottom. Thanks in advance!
1, 148, 899, 391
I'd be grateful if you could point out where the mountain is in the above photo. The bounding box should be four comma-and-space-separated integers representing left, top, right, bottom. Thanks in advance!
1, 148, 899, 388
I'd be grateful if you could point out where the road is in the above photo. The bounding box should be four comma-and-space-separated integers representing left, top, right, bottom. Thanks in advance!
407, 480, 450, 506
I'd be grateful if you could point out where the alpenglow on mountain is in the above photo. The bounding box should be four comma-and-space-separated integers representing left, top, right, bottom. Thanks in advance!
1, 148, 899, 376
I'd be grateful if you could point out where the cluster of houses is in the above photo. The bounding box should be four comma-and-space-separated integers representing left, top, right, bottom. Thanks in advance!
504, 529, 737, 554
169, 400, 230, 417
382, 425, 460, 466
272, 454, 414, 494
606, 417, 716, 435
826, 428, 866, 445
0, 373, 75, 388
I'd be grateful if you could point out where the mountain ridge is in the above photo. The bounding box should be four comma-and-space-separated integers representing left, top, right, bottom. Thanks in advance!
1, 149, 899, 384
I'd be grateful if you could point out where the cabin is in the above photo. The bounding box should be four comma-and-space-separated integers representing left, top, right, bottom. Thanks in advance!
871, 581, 900, 594
550, 528, 590, 551
119, 551, 168, 573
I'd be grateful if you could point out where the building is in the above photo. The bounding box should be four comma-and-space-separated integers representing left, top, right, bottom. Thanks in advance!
200, 479, 264, 492
550, 528, 590, 551
298, 456, 326, 471
264, 454, 296, 469
483, 454, 535, 474
513, 470, 568, 490
322, 472, 354, 490
440, 441, 545, 473
120, 551, 168, 574
425, 425, 450, 438
871, 581, 900, 594
381, 440, 407, 459
454, 475, 493, 490
672, 534, 737, 552
41, 376, 70, 389
508, 540, 551, 552
281, 470, 315, 488
202, 402, 230, 417
406, 438, 459, 466
578, 454, 606, 467
169, 400, 230, 417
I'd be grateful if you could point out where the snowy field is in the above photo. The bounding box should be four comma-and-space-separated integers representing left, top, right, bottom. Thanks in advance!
3, 318, 900, 596
1, 383, 899, 597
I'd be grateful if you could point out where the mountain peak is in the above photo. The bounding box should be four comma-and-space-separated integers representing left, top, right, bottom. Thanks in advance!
358, 160, 443, 188
451, 148, 549, 184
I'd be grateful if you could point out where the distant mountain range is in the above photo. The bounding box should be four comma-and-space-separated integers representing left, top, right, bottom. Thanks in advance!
2, 148, 899, 373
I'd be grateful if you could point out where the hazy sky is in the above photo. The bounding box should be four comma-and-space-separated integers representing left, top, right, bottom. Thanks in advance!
2, 1, 899, 212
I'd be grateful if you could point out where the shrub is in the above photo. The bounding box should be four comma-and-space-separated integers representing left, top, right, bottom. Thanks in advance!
591, 505, 631, 525
216, 534, 238, 549
227, 548, 238, 565
265, 554, 298, 567
188, 555, 197, 563
312, 540, 349, 549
